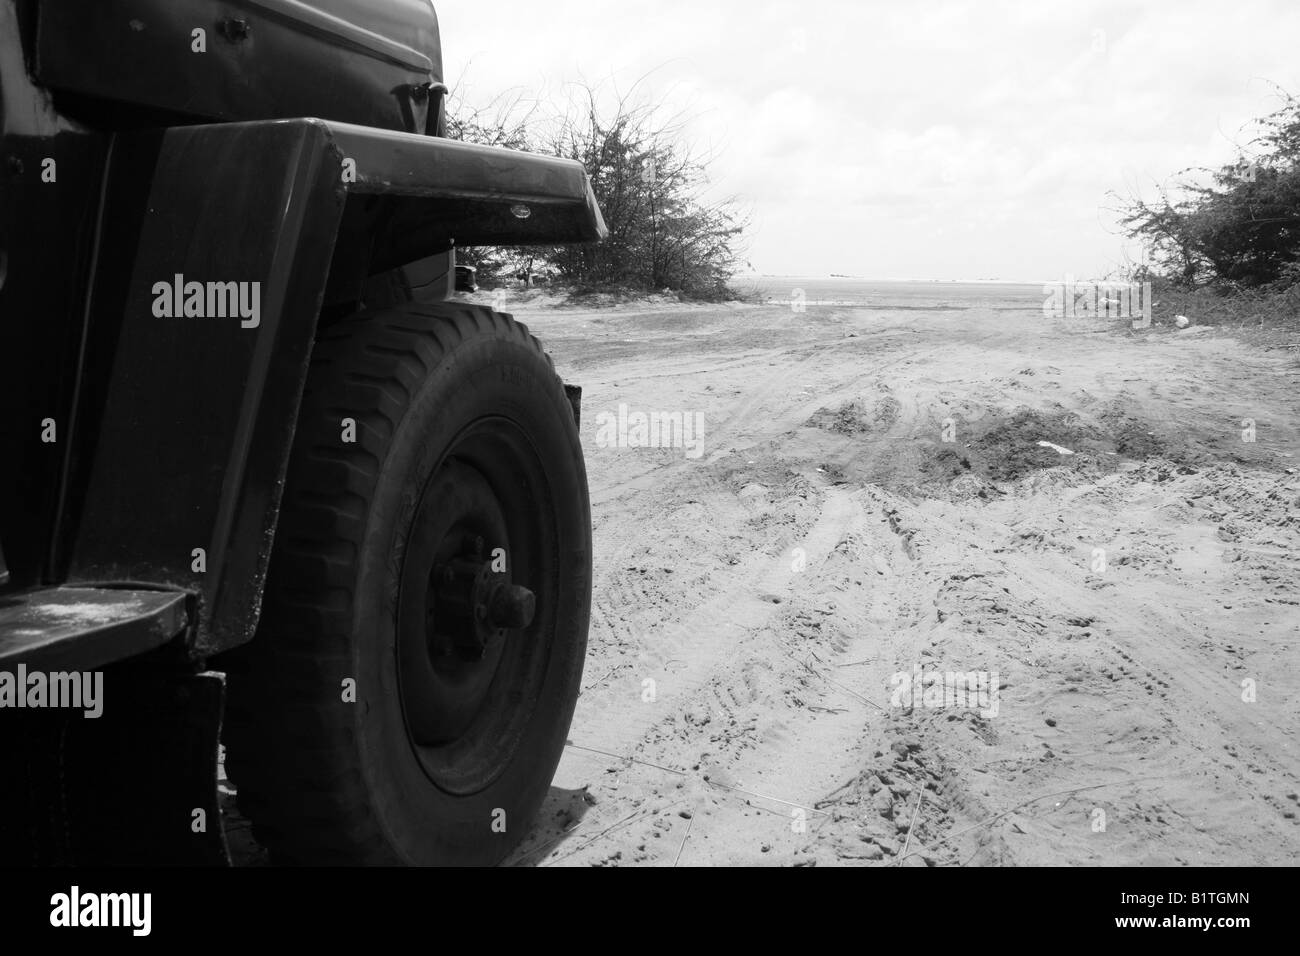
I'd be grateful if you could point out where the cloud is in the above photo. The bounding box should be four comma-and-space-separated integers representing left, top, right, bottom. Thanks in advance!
438, 0, 1300, 278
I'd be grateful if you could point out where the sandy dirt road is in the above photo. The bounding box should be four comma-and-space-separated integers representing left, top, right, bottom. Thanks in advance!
500, 294, 1300, 867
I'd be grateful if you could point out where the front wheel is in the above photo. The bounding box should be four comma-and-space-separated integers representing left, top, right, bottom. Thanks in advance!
223, 303, 590, 865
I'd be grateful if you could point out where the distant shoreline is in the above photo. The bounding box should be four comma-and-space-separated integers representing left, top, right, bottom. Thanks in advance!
732, 275, 1052, 285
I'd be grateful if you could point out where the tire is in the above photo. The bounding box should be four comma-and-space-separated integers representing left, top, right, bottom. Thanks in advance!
222, 302, 591, 865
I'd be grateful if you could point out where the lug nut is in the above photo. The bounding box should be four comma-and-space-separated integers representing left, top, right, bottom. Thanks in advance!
488, 584, 535, 630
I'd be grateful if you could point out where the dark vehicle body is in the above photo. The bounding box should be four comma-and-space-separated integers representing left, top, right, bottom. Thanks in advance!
0, 0, 605, 865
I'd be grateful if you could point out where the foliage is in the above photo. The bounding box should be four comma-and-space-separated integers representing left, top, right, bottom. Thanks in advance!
1119, 91, 1300, 290
447, 78, 748, 298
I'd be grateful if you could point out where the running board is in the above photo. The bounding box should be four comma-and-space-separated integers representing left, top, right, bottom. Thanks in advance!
0, 587, 191, 671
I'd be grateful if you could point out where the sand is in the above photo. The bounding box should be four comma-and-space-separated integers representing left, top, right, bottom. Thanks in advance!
499, 294, 1300, 866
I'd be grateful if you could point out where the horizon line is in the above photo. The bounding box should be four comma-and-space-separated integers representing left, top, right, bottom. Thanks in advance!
733, 274, 1145, 285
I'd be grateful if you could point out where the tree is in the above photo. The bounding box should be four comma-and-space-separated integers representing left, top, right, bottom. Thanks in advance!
447, 75, 749, 297
542, 82, 748, 296
1119, 91, 1300, 289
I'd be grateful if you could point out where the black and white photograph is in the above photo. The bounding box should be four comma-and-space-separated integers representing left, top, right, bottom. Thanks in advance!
0, 0, 1293, 928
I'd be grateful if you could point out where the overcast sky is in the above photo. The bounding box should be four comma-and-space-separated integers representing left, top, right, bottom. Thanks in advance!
438, 1, 1299, 281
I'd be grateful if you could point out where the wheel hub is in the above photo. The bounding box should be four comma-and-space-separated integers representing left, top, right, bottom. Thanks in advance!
395, 423, 561, 796
428, 535, 536, 662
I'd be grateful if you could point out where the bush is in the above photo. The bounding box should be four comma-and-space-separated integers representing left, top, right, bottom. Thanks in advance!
447, 79, 748, 298
1120, 91, 1300, 290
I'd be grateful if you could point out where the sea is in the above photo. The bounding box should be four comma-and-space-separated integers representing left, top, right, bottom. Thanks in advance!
730, 276, 1047, 314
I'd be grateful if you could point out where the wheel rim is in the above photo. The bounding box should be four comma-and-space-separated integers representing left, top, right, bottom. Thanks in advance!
396, 419, 557, 796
